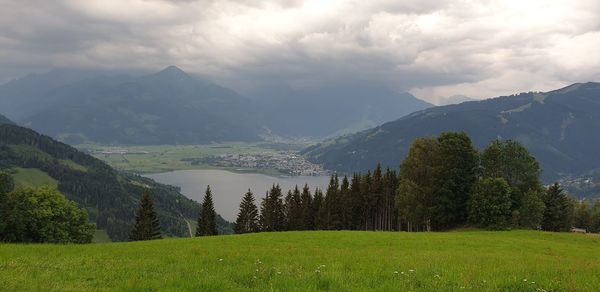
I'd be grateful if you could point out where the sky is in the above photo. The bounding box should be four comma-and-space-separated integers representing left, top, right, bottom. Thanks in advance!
0, 0, 599, 104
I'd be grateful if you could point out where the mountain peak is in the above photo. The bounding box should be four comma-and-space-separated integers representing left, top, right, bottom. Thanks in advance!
154, 65, 190, 79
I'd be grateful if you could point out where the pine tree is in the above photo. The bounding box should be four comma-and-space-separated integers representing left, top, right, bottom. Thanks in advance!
313, 188, 326, 230
196, 185, 218, 236
259, 185, 285, 231
541, 183, 573, 232
299, 184, 313, 230
234, 189, 259, 234
129, 191, 162, 241
286, 186, 303, 231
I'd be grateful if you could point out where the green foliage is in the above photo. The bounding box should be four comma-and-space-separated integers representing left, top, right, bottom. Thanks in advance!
468, 178, 513, 230
481, 139, 542, 209
1, 186, 95, 243
234, 190, 259, 234
573, 200, 591, 230
517, 189, 545, 229
196, 186, 218, 236
541, 183, 574, 232
129, 191, 162, 241
0, 172, 15, 235
589, 200, 600, 233
2, 231, 600, 291
285, 186, 303, 231
259, 185, 286, 232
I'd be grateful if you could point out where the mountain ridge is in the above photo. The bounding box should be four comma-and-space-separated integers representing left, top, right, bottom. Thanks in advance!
303, 82, 600, 183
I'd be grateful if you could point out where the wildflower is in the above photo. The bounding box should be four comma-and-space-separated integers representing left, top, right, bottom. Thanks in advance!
315, 270, 321, 273
218, 258, 223, 262
434, 274, 441, 279
394, 271, 399, 274
409, 269, 415, 273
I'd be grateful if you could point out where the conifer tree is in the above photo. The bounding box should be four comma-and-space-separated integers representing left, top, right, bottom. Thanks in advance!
286, 186, 304, 231
541, 183, 573, 232
196, 185, 218, 236
299, 184, 313, 230
313, 188, 326, 230
259, 185, 285, 231
129, 191, 162, 241
234, 189, 259, 234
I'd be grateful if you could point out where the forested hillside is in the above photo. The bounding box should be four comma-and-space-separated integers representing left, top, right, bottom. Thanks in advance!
0, 123, 231, 241
304, 82, 600, 183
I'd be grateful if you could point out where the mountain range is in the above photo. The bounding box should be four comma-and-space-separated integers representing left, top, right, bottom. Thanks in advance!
303, 82, 600, 182
0, 66, 431, 143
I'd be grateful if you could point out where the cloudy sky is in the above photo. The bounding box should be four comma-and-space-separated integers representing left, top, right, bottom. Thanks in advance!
1, 0, 599, 104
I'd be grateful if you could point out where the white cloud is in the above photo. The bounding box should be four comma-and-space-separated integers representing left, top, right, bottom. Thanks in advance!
0, 0, 598, 102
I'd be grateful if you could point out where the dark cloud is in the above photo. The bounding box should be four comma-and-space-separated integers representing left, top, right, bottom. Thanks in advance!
0, 0, 598, 103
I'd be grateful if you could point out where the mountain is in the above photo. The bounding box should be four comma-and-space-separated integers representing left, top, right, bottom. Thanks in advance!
303, 82, 600, 183
0, 113, 12, 125
437, 95, 477, 105
3, 66, 264, 144
0, 122, 232, 241
0, 68, 104, 121
254, 83, 432, 137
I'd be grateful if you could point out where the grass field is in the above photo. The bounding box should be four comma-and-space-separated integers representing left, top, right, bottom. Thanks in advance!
79, 143, 292, 174
1, 230, 599, 291
11, 167, 58, 188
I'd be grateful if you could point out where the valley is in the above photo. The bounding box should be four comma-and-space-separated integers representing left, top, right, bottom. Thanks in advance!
81, 142, 327, 176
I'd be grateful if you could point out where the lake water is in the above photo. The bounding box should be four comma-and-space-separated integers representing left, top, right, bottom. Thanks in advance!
146, 169, 330, 221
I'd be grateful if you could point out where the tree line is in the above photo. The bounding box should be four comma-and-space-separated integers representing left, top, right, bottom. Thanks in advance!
233, 133, 600, 234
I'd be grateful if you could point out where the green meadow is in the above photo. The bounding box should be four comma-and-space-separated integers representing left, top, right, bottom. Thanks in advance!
79, 143, 294, 174
1, 230, 599, 291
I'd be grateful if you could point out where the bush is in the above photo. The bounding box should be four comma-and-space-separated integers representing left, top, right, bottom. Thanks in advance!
2, 186, 95, 243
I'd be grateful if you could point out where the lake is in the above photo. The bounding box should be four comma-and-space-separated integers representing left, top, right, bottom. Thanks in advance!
146, 169, 330, 221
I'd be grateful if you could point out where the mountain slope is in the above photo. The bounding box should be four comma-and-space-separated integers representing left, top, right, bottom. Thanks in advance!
255, 83, 432, 137
0, 113, 12, 125
0, 123, 231, 241
10, 66, 264, 144
304, 82, 600, 182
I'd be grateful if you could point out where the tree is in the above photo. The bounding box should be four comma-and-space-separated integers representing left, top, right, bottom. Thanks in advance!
589, 200, 600, 233
481, 140, 541, 209
2, 186, 95, 243
259, 185, 285, 231
286, 186, 303, 231
313, 188, 326, 230
573, 200, 591, 230
299, 184, 313, 230
196, 185, 218, 236
234, 189, 259, 234
432, 132, 478, 230
468, 178, 512, 230
397, 137, 440, 231
130, 190, 162, 241
518, 189, 545, 229
0, 172, 15, 236
541, 183, 573, 232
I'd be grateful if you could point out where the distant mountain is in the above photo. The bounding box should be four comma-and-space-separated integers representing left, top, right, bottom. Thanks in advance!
254, 83, 432, 137
0, 123, 232, 241
3, 66, 264, 144
303, 82, 600, 183
0, 68, 104, 121
437, 95, 477, 105
0, 113, 12, 125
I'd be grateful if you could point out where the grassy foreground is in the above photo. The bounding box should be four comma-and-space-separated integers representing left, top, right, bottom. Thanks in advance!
1, 231, 599, 291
